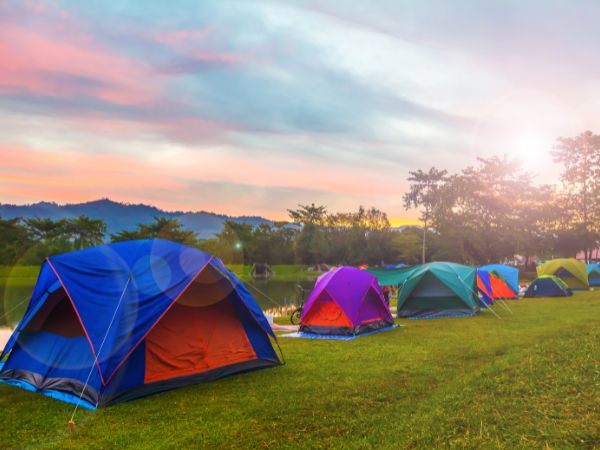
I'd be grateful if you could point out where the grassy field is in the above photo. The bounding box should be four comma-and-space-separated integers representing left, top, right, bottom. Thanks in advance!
1, 291, 600, 448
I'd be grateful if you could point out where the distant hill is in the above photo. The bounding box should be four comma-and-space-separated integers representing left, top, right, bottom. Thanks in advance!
0, 199, 274, 239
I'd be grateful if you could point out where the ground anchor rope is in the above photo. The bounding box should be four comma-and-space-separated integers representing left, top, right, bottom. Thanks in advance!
68, 274, 132, 431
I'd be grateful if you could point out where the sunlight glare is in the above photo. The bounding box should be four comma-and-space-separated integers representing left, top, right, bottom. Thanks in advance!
511, 131, 550, 172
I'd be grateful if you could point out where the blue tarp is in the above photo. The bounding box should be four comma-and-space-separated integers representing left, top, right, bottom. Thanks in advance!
279, 324, 399, 340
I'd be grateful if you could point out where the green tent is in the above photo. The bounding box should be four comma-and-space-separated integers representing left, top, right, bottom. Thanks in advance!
366, 267, 412, 287
397, 262, 480, 319
536, 258, 588, 290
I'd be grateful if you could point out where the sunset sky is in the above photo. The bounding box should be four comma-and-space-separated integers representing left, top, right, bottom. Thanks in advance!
1, 1, 598, 225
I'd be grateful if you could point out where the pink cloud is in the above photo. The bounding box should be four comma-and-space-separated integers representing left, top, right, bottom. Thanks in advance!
152, 27, 247, 64
0, 145, 406, 219
0, 18, 157, 106
152, 28, 214, 49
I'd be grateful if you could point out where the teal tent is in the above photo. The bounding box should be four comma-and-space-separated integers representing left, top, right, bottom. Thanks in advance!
366, 267, 412, 287
396, 262, 479, 319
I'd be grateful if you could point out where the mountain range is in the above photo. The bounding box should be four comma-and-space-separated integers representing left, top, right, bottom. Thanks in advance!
0, 199, 274, 239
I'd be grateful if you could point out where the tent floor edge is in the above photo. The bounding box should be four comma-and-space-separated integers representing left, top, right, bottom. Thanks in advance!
100, 357, 280, 407
0, 371, 99, 410
397, 308, 478, 320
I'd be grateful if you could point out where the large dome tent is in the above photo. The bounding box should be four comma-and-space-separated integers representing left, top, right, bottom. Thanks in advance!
299, 267, 395, 337
0, 239, 281, 409
396, 262, 480, 319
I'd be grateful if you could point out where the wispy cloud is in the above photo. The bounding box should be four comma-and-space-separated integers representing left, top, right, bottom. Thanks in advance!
0, 0, 596, 219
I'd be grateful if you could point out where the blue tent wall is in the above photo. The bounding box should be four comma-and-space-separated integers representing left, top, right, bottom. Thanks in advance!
476, 270, 494, 306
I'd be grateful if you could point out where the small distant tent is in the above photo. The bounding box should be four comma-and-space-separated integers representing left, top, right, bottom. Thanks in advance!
0, 239, 280, 409
524, 276, 572, 298
587, 263, 600, 287
479, 264, 519, 299
397, 262, 480, 319
251, 262, 273, 280
385, 263, 407, 270
537, 258, 588, 290
313, 263, 330, 273
300, 267, 394, 336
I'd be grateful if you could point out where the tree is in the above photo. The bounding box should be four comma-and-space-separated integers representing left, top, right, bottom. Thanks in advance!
552, 131, 600, 261
66, 216, 106, 249
25, 217, 69, 241
214, 221, 254, 263
443, 156, 536, 264
287, 203, 328, 226
288, 204, 329, 264
0, 217, 33, 265
111, 217, 198, 245
403, 167, 448, 263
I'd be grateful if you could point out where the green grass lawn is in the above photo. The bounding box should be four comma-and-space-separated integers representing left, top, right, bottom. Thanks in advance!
1, 291, 600, 448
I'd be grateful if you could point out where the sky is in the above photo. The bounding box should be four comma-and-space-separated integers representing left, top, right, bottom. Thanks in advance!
1, 0, 599, 225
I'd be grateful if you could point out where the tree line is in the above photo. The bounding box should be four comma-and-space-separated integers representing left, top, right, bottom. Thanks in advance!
404, 131, 600, 266
1, 131, 598, 267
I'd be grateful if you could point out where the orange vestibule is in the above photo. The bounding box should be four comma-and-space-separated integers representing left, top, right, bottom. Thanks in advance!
301, 297, 353, 327
144, 299, 256, 384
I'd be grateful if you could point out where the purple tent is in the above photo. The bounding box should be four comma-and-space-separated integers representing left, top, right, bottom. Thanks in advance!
300, 267, 394, 336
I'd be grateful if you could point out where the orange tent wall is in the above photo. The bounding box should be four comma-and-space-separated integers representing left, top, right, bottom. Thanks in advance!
301, 298, 353, 328
144, 300, 257, 384
489, 274, 517, 299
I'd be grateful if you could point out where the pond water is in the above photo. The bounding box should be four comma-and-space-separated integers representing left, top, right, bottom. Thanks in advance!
0, 277, 316, 328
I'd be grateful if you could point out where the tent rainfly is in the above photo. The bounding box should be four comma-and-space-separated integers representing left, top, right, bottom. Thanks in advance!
0, 239, 280, 409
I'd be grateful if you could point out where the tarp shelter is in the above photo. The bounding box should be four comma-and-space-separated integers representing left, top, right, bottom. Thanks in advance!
384, 263, 407, 270
537, 258, 588, 290
479, 264, 519, 298
524, 276, 572, 298
300, 267, 394, 336
366, 267, 412, 287
0, 239, 280, 409
587, 263, 600, 287
476, 270, 494, 306
397, 262, 480, 319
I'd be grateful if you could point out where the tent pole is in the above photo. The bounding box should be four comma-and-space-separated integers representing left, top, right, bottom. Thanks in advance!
497, 299, 513, 314
448, 264, 502, 319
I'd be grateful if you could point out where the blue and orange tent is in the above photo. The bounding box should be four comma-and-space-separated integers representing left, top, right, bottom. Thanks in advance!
0, 239, 280, 409
479, 265, 519, 299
